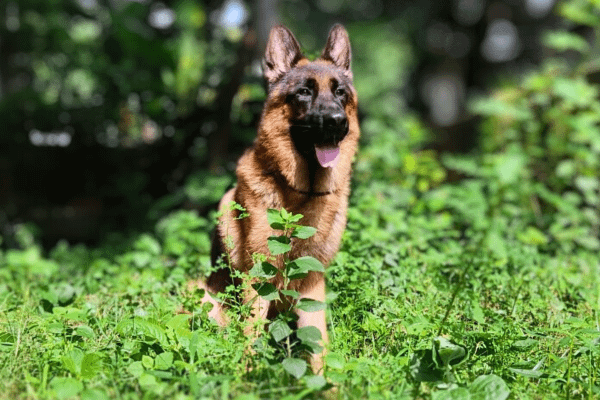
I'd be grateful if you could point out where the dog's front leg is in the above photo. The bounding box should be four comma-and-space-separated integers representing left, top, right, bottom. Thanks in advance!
296, 273, 328, 374
186, 279, 229, 326
242, 286, 271, 343
240, 285, 270, 371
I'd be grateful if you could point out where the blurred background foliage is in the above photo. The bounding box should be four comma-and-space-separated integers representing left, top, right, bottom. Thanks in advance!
0, 0, 597, 250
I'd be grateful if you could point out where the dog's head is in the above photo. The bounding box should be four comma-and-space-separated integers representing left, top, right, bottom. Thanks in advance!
261, 24, 356, 170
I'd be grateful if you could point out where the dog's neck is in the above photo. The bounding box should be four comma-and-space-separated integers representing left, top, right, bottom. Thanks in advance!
261, 169, 334, 197
253, 138, 343, 195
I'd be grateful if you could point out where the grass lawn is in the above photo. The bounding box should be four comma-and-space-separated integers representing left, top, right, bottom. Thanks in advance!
1, 142, 598, 399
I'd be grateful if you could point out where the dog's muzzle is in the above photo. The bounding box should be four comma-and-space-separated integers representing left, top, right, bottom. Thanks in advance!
311, 110, 348, 168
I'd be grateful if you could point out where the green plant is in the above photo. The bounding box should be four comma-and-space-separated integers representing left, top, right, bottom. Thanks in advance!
244, 208, 328, 386
468, 0, 600, 253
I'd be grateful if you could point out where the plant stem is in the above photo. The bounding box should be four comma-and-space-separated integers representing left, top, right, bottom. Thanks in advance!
436, 261, 471, 337
566, 337, 574, 400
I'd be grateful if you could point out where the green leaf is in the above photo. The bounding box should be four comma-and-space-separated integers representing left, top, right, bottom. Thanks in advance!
287, 213, 304, 223
280, 289, 300, 299
166, 314, 192, 332
410, 349, 444, 382
556, 160, 576, 179
269, 319, 292, 342
154, 351, 174, 370
249, 262, 278, 279
325, 352, 345, 370
127, 361, 145, 378
70, 20, 102, 43
81, 389, 108, 400
0, 331, 15, 347
252, 282, 280, 301
290, 256, 324, 272
554, 77, 598, 107
282, 357, 307, 379
517, 226, 548, 246
441, 155, 485, 177
183, 172, 233, 205
142, 355, 154, 369
494, 152, 525, 185
75, 325, 95, 340
297, 326, 323, 353
575, 235, 600, 250
267, 236, 291, 255
484, 230, 506, 260
133, 233, 162, 255
469, 96, 532, 120
50, 377, 83, 400
116, 317, 168, 346
62, 348, 84, 376
470, 298, 485, 324
138, 372, 158, 389
543, 31, 589, 53
470, 374, 509, 400
575, 176, 599, 193
292, 226, 317, 239
297, 326, 322, 343
266, 209, 285, 230
296, 299, 326, 312
432, 387, 470, 400
434, 337, 467, 367
511, 339, 537, 351
288, 256, 324, 279
304, 375, 327, 390
508, 367, 543, 378
559, 2, 600, 26
189, 332, 199, 363
81, 353, 103, 379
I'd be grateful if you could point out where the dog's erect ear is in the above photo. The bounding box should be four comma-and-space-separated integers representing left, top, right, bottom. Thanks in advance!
321, 24, 352, 80
263, 25, 304, 85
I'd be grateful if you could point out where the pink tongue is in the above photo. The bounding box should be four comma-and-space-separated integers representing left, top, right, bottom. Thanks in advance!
315, 145, 341, 168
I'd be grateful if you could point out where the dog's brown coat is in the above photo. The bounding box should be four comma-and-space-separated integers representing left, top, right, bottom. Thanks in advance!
196, 24, 359, 373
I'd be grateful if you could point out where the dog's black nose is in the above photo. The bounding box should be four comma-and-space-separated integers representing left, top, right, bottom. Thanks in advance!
324, 112, 347, 130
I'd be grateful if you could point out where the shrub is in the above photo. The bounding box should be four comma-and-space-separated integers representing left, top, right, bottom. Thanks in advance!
468, 0, 600, 252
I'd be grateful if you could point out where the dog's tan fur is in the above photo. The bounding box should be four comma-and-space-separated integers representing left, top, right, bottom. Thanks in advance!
194, 24, 359, 373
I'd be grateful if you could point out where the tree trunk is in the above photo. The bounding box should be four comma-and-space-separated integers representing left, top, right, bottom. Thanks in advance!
255, 0, 279, 52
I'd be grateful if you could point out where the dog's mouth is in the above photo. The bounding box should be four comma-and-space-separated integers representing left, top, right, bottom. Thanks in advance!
289, 115, 348, 169
314, 145, 341, 168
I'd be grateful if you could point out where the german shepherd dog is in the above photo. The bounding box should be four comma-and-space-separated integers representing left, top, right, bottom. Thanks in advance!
195, 24, 359, 373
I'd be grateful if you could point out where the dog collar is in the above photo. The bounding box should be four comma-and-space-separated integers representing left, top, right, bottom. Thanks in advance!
263, 170, 333, 196
290, 186, 333, 197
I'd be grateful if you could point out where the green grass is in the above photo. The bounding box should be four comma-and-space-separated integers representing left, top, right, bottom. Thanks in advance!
1, 156, 598, 399
1, 106, 599, 399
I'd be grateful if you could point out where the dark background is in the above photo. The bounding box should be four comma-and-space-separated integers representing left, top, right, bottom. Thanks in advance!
0, 0, 563, 247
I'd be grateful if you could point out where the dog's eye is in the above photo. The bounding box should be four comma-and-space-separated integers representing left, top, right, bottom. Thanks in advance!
335, 87, 345, 97
297, 88, 311, 96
